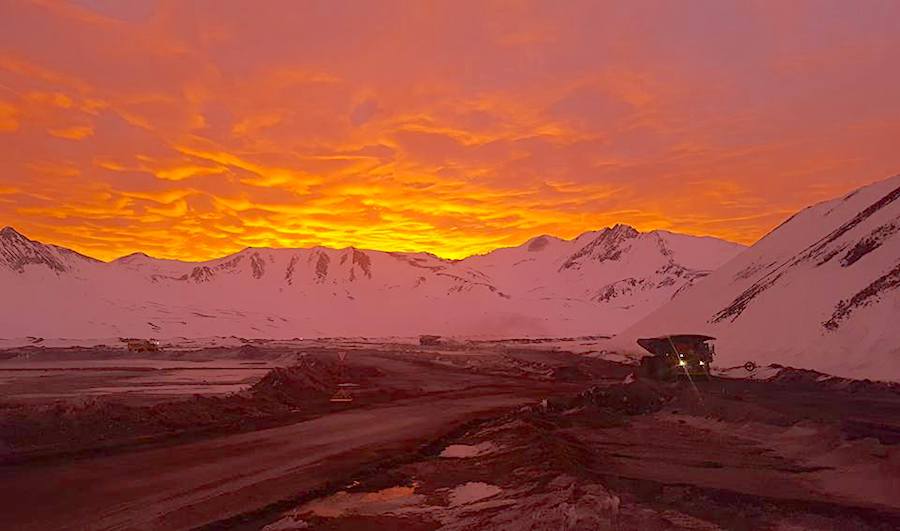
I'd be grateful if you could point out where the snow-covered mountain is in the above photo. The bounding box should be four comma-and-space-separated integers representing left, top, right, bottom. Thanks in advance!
0, 225, 743, 339
620, 175, 900, 381
0, 226, 101, 273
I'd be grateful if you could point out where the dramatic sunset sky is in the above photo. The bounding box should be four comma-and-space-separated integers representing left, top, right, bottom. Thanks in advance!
1, 0, 898, 261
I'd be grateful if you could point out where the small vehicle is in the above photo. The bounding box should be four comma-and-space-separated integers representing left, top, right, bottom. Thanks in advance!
636, 335, 715, 381
125, 338, 161, 352
419, 334, 442, 346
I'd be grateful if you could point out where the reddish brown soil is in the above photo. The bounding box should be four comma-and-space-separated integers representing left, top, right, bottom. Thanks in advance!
0, 345, 615, 530
0, 354, 387, 462
1, 346, 898, 530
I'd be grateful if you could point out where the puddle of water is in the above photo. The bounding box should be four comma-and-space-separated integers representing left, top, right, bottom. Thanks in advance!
15, 383, 252, 399
265, 483, 425, 528
85, 384, 250, 395
304, 484, 423, 518
265, 480, 507, 528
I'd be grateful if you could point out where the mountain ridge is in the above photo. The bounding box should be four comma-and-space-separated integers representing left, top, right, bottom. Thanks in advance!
619, 174, 900, 381
0, 223, 742, 266
0, 223, 744, 339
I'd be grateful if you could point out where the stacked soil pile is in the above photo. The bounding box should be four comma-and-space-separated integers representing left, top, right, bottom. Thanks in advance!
767, 365, 900, 395
573, 380, 673, 415
0, 355, 382, 462
250, 356, 382, 406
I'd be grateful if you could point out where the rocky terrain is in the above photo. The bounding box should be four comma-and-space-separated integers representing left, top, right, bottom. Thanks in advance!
2, 341, 897, 530
259, 365, 900, 531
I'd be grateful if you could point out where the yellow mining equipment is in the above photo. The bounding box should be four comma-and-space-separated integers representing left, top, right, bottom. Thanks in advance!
636, 335, 715, 381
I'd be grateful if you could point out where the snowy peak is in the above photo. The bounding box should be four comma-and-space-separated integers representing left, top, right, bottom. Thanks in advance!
0, 226, 99, 273
561, 224, 640, 270
461, 223, 744, 317
559, 224, 744, 275
712, 175, 900, 326
0, 222, 745, 339
525, 235, 562, 252
622, 174, 900, 381
131, 245, 477, 293
573, 229, 735, 305
113, 252, 154, 264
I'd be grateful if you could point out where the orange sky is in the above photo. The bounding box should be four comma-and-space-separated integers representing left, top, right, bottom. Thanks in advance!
1, 0, 899, 261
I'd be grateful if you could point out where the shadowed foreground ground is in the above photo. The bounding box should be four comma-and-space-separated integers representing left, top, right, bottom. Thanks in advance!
0, 342, 898, 530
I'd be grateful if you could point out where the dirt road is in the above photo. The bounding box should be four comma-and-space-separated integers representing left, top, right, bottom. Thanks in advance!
256, 372, 900, 530
0, 346, 608, 530
2, 344, 898, 530
1, 390, 539, 530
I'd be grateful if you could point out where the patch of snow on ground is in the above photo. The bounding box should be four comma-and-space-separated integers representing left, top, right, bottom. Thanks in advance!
440, 442, 497, 458
262, 516, 309, 530
447, 482, 503, 506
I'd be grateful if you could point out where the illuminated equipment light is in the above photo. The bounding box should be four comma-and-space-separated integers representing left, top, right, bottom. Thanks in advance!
679, 360, 686, 366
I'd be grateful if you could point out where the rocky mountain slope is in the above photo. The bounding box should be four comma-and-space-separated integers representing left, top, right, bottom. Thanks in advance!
0, 226, 100, 273
620, 174, 900, 381
0, 225, 743, 339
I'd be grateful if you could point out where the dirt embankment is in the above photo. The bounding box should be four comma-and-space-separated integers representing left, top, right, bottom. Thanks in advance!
766, 365, 900, 394
0, 355, 383, 463
258, 375, 900, 531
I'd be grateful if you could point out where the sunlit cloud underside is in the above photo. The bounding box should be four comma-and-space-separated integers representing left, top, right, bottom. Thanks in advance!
1, 0, 899, 261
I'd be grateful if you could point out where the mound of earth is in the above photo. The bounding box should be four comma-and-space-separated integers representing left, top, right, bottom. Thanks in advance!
537, 380, 672, 417
250, 356, 382, 405
263, 371, 900, 531
577, 380, 672, 415
766, 366, 900, 395
0, 354, 383, 462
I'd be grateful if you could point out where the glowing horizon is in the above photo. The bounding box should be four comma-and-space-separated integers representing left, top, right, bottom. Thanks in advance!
3, 220, 745, 263
1, 1, 899, 262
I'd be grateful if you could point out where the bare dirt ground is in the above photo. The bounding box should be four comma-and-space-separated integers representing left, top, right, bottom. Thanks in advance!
0, 341, 898, 530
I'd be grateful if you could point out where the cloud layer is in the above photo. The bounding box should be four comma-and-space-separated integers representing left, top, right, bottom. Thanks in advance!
1, 0, 899, 261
